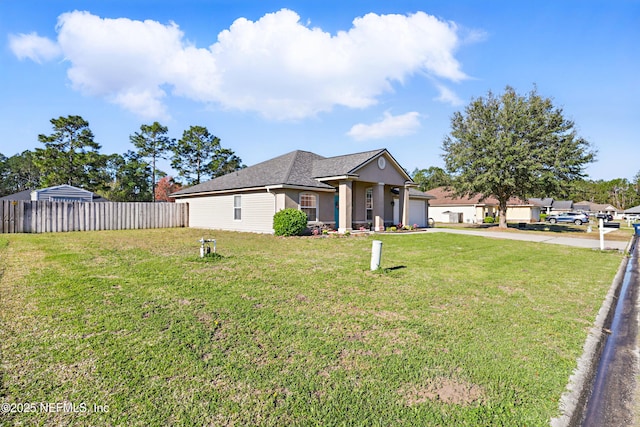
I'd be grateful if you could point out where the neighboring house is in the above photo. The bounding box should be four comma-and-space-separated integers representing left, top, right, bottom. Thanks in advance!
624, 205, 640, 219
528, 198, 574, 214
426, 187, 540, 224
528, 198, 554, 214
549, 200, 573, 214
574, 201, 621, 218
0, 184, 109, 202
171, 149, 432, 233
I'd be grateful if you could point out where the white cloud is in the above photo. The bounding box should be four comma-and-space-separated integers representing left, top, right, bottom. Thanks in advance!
347, 111, 422, 141
434, 83, 465, 106
8, 32, 62, 63
9, 9, 471, 120
55, 11, 218, 118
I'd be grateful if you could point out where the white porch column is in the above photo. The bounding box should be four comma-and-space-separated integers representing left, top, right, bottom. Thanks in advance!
338, 180, 353, 234
401, 185, 410, 227
373, 183, 385, 231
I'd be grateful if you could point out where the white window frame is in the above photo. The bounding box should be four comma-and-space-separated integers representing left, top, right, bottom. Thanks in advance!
365, 187, 373, 222
233, 195, 241, 220
299, 193, 318, 222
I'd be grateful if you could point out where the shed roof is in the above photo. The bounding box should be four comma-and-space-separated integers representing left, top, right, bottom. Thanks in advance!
0, 185, 109, 202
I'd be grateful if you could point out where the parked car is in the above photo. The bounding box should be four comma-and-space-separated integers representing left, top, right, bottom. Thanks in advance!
546, 212, 590, 225
594, 213, 614, 221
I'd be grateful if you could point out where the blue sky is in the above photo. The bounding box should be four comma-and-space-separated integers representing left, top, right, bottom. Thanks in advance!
1, 0, 638, 182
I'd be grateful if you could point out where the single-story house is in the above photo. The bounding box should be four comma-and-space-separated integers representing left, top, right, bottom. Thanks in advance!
549, 200, 573, 214
624, 205, 640, 220
574, 201, 621, 218
528, 198, 554, 214
529, 198, 576, 215
426, 187, 540, 223
171, 149, 433, 234
0, 184, 109, 202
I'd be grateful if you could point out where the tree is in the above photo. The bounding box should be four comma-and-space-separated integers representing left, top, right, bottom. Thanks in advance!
632, 171, 640, 207
171, 125, 244, 185
2, 151, 42, 195
0, 151, 42, 196
442, 86, 596, 228
34, 115, 108, 191
101, 152, 153, 202
130, 122, 173, 201
411, 166, 452, 192
154, 176, 182, 202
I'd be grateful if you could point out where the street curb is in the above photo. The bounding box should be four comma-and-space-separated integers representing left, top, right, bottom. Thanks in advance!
551, 236, 636, 426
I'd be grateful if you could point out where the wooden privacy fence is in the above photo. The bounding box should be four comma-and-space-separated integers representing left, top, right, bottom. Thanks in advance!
1, 201, 188, 233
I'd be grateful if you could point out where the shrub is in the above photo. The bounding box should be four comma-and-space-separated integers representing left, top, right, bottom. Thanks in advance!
540, 213, 548, 222
483, 216, 495, 224
273, 208, 308, 236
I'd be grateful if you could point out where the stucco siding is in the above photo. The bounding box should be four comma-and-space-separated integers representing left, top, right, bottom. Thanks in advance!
317, 192, 335, 223
179, 192, 276, 233
352, 182, 367, 223
275, 189, 335, 224
356, 154, 408, 186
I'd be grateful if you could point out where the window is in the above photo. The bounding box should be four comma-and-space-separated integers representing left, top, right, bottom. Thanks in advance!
366, 188, 373, 221
300, 193, 317, 221
234, 195, 241, 220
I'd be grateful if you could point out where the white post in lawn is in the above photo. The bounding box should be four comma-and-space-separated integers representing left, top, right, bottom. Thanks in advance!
599, 218, 604, 251
371, 240, 383, 270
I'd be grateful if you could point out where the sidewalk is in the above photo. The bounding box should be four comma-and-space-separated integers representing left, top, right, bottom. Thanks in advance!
424, 227, 631, 251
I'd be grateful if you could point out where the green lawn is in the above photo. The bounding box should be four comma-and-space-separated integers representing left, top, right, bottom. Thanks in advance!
0, 229, 624, 426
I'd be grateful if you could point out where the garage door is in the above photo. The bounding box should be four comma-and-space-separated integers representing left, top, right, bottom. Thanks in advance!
409, 200, 426, 228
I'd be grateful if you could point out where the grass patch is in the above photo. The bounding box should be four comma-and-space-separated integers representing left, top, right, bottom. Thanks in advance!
0, 228, 624, 425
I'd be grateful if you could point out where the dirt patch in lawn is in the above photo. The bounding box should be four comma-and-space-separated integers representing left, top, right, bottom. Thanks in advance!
398, 377, 485, 406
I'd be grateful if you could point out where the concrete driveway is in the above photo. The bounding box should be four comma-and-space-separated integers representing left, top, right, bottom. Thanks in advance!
425, 228, 631, 251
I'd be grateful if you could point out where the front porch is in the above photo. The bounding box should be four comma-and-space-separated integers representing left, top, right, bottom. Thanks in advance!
335, 180, 414, 233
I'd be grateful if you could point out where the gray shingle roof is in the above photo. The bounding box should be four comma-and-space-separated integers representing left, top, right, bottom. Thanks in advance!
551, 200, 573, 210
312, 149, 386, 178
172, 148, 396, 197
528, 197, 554, 207
625, 205, 640, 214
0, 189, 32, 201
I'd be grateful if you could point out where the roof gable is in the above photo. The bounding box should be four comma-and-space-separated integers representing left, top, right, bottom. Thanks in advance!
312, 149, 385, 177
